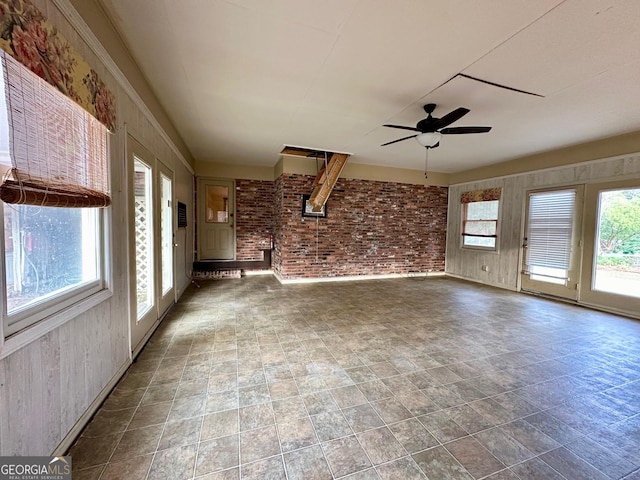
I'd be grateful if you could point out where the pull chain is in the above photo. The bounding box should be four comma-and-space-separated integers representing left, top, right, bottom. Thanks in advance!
315, 216, 319, 262
424, 147, 429, 179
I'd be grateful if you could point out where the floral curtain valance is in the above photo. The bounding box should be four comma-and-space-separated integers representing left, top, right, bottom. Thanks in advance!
460, 187, 502, 204
0, 0, 116, 130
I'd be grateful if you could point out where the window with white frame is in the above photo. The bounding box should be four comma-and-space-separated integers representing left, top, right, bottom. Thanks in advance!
0, 52, 110, 340
461, 188, 501, 250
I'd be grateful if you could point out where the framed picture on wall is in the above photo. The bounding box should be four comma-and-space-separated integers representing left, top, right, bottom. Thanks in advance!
302, 194, 327, 218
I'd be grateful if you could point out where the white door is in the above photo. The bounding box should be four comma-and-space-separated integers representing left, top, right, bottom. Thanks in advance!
198, 178, 235, 260
129, 137, 177, 355
157, 161, 175, 316
129, 138, 156, 353
521, 186, 584, 300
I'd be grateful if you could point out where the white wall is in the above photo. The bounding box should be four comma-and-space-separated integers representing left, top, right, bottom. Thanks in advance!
446, 153, 640, 290
0, 0, 194, 455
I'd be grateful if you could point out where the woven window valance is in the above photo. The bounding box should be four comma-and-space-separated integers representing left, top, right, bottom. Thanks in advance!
461, 188, 501, 204
0, 51, 110, 207
0, 0, 116, 131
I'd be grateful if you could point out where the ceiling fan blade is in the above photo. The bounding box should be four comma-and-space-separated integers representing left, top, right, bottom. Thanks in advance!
383, 124, 421, 132
434, 107, 470, 129
381, 134, 417, 146
440, 126, 492, 135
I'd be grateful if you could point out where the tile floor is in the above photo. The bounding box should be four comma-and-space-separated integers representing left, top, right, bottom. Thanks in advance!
69, 276, 640, 479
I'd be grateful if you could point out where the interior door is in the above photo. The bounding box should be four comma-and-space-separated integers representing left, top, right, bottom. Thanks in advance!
521, 186, 584, 300
157, 161, 175, 316
198, 178, 235, 260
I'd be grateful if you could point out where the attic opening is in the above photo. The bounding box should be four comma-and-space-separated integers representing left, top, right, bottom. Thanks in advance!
280, 145, 351, 212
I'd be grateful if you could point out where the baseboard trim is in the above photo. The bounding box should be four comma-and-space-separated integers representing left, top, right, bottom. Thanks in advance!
242, 269, 274, 276
132, 318, 162, 360
53, 359, 130, 456
274, 271, 445, 285
54, 302, 175, 456
444, 272, 518, 291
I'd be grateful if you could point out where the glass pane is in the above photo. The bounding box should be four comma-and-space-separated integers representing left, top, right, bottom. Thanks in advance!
463, 236, 496, 248
134, 158, 154, 318
3, 204, 99, 314
464, 220, 496, 236
205, 185, 229, 223
466, 200, 499, 220
593, 188, 640, 298
529, 265, 567, 285
161, 173, 173, 296
463, 200, 498, 249
526, 190, 575, 277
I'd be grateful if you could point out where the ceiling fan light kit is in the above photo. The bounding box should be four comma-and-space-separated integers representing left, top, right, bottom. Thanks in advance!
415, 131, 442, 147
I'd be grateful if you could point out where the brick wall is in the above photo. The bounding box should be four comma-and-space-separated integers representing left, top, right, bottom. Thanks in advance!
235, 179, 275, 261
272, 174, 448, 279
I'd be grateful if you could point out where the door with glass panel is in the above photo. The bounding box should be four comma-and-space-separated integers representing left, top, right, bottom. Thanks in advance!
129, 139, 156, 353
580, 180, 640, 315
521, 186, 584, 300
156, 161, 174, 316
128, 138, 177, 353
197, 178, 235, 260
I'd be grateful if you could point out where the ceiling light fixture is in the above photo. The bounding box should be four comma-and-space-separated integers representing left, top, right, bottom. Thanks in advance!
414, 131, 442, 147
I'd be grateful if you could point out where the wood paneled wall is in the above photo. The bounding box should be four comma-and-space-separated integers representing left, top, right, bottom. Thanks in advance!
0, 0, 194, 455
446, 154, 640, 289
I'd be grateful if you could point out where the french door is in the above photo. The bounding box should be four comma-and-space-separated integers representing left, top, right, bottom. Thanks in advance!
128, 136, 175, 355
580, 179, 640, 316
157, 162, 175, 315
521, 186, 584, 300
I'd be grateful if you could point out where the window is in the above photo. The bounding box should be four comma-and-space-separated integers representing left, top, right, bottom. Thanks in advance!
462, 200, 499, 249
592, 187, 640, 297
0, 53, 109, 340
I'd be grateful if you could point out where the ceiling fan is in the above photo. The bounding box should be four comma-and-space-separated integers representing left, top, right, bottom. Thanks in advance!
381, 103, 491, 148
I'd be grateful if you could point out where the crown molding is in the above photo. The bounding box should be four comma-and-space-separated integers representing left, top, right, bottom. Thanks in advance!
51, 0, 194, 175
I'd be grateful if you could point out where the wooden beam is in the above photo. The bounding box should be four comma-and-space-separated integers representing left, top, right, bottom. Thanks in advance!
308, 153, 349, 211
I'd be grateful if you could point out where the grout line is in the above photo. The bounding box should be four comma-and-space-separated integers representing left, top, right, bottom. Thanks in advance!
85, 276, 640, 479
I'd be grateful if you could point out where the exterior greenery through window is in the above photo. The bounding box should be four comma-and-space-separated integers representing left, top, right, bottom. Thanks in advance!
594, 187, 640, 298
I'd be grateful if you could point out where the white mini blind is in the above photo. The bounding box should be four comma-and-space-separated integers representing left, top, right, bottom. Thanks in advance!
526, 190, 576, 271
0, 51, 110, 208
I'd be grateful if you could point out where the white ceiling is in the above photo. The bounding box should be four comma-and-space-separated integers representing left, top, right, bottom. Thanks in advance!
99, 0, 640, 173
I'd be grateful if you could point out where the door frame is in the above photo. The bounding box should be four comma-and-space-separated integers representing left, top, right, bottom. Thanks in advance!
197, 177, 236, 260
520, 185, 584, 300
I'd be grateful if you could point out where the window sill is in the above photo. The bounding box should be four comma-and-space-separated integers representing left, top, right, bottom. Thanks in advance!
0, 288, 113, 360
